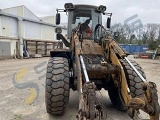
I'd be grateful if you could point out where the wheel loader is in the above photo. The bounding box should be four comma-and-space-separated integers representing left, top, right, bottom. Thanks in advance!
45, 3, 160, 120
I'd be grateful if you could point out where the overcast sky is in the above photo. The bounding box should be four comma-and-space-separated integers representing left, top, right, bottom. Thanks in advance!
0, 0, 160, 25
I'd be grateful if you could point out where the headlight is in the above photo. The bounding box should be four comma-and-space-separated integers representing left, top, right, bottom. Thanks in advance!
55, 27, 62, 34
64, 3, 75, 10
97, 5, 106, 13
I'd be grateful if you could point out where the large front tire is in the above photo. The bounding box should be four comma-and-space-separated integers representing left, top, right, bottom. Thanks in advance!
45, 57, 70, 115
108, 59, 146, 111
120, 59, 146, 98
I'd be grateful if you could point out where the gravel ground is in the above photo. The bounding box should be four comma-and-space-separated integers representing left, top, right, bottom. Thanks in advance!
0, 56, 159, 120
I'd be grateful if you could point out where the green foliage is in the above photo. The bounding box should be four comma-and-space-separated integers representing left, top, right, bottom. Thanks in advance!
129, 34, 135, 44
137, 40, 143, 45
142, 33, 148, 44
148, 41, 158, 50
157, 29, 160, 44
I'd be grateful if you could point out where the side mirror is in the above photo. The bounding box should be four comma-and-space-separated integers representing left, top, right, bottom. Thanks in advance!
114, 32, 119, 37
56, 34, 61, 40
56, 13, 60, 25
107, 17, 111, 28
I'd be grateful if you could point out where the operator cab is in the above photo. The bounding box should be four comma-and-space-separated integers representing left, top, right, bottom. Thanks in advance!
67, 4, 108, 40
55, 3, 111, 42
68, 5, 104, 40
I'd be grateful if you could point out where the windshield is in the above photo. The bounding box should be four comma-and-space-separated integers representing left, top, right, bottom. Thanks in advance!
67, 8, 102, 39
72, 17, 92, 29
72, 10, 92, 28
72, 10, 93, 39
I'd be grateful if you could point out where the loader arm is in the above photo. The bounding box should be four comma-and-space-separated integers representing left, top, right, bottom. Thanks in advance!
105, 36, 160, 120
72, 32, 108, 120
103, 37, 132, 106
107, 42, 132, 105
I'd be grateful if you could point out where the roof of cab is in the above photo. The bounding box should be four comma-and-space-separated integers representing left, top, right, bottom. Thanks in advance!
74, 4, 99, 9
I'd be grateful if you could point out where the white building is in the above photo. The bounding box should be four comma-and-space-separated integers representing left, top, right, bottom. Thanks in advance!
2, 5, 40, 21
40, 16, 55, 24
0, 5, 67, 59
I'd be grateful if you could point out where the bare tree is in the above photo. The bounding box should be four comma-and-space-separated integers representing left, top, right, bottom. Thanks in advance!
141, 32, 148, 44
146, 24, 158, 49
157, 24, 160, 45
111, 23, 160, 48
111, 24, 127, 43
146, 24, 157, 41
125, 24, 133, 44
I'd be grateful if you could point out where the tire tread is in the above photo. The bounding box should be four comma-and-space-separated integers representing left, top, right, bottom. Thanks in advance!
45, 57, 70, 115
120, 59, 146, 98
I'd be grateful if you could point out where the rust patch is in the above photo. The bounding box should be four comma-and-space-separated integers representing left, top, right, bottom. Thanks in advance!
82, 40, 103, 55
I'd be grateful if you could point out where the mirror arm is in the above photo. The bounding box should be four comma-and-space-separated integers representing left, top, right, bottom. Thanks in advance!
56, 9, 66, 13
103, 12, 112, 17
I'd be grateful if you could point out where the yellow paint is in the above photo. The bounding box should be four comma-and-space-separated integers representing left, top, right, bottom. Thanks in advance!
16, 68, 27, 82
25, 88, 37, 105
15, 68, 37, 105
109, 49, 131, 105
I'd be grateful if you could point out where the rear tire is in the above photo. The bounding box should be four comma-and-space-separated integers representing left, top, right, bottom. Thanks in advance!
45, 57, 70, 115
108, 85, 126, 111
120, 59, 146, 98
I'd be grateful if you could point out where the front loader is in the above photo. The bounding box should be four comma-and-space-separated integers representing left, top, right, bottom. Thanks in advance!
45, 3, 160, 120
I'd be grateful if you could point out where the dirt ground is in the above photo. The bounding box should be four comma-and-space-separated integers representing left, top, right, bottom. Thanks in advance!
0, 55, 160, 120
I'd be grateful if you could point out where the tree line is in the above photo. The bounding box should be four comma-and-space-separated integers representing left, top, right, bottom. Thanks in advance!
111, 23, 160, 50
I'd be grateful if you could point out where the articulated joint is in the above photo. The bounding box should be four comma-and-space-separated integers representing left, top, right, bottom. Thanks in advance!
142, 82, 160, 119
76, 82, 107, 120
127, 82, 160, 120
